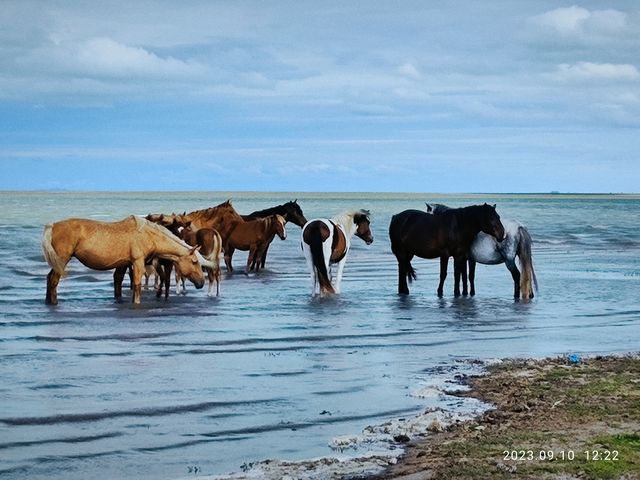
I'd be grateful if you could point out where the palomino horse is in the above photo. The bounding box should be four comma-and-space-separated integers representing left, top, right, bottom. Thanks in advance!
176, 225, 223, 296
42, 216, 213, 304
241, 200, 307, 269
389, 204, 505, 296
427, 203, 538, 299
224, 215, 287, 273
301, 210, 373, 296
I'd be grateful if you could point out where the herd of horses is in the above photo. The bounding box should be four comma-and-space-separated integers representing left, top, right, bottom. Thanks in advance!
41, 199, 538, 305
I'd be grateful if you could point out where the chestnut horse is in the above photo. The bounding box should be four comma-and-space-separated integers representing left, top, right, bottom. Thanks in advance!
176, 225, 223, 296
147, 200, 244, 243
389, 204, 505, 296
224, 214, 287, 273
301, 210, 373, 297
241, 200, 307, 269
42, 216, 213, 304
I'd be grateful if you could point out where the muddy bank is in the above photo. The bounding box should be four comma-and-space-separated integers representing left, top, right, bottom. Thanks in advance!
376, 355, 640, 480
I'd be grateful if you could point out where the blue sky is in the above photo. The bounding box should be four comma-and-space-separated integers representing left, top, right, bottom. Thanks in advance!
1, 1, 639, 192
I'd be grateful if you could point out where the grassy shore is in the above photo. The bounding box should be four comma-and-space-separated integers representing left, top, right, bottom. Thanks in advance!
377, 355, 640, 480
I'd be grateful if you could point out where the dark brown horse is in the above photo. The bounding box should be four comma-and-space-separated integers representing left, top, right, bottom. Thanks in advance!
241, 200, 307, 268
388, 204, 505, 296
224, 214, 286, 273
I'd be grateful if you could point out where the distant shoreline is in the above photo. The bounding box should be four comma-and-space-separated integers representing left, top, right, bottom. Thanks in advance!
1, 191, 639, 200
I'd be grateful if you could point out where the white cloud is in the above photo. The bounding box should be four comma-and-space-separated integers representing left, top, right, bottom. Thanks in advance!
397, 62, 421, 79
532, 6, 628, 37
554, 62, 640, 81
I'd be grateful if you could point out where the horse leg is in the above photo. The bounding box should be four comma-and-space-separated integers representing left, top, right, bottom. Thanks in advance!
468, 259, 476, 296
505, 258, 521, 299
164, 262, 173, 300
246, 247, 255, 274
114, 266, 127, 302
130, 260, 145, 304
260, 244, 270, 269
303, 247, 318, 296
395, 253, 413, 295
459, 258, 468, 296
453, 259, 461, 297
334, 257, 347, 294
45, 269, 62, 305
224, 245, 235, 273
437, 256, 448, 297
206, 267, 215, 297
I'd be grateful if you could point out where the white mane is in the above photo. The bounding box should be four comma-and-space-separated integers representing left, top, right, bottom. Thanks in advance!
136, 216, 193, 251
331, 209, 369, 238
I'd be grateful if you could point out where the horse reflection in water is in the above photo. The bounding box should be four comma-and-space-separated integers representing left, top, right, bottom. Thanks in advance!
426, 203, 538, 300
301, 210, 373, 297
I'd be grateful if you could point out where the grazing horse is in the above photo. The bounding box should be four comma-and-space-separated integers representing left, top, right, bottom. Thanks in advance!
427, 203, 538, 299
301, 210, 373, 297
177, 225, 223, 296
389, 204, 505, 296
224, 215, 287, 273
241, 200, 307, 269
42, 216, 213, 304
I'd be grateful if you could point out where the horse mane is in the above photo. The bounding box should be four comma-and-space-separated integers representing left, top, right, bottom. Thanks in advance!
186, 200, 242, 223
136, 216, 193, 250
247, 200, 301, 218
332, 209, 370, 230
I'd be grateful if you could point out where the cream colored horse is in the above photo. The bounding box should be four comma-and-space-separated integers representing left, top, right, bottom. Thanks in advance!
42, 215, 213, 304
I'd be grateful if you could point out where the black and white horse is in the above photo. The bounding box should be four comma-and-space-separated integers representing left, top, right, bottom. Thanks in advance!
301, 210, 373, 297
427, 203, 538, 299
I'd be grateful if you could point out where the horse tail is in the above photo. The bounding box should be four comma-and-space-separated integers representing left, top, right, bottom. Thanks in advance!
517, 226, 538, 299
389, 214, 416, 283
306, 224, 335, 295
42, 224, 66, 275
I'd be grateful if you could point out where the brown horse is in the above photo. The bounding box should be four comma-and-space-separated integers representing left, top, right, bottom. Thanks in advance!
177, 225, 223, 296
224, 214, 286, 273
147, 200, 244, 243
241, 200, 307, 269
42, 215, 212, 305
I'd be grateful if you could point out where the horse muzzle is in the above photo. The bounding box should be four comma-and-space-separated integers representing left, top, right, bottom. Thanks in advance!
193, 279, 205, 289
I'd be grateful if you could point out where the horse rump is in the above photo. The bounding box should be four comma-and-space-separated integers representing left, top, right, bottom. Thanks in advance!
304, 222, 335, 295
42, 224, 66, 275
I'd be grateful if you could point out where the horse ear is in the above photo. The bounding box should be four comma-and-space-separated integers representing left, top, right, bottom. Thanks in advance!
188, 245, 201, 254
185, 221, 191, 228
492, 204, 497, 209
426, 203, 432, 212
294, 199, 298, 203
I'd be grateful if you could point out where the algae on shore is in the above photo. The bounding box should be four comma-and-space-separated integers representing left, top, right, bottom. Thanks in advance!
379, 355, 640, 480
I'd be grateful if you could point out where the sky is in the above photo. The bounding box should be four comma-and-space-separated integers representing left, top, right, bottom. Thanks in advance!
1, 1, 639, 193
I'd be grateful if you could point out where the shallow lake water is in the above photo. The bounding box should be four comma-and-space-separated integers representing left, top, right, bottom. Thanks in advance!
1, 192, 639, 479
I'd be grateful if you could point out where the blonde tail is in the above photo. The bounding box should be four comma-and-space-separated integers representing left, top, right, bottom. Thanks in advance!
517, 226, 538, 299
42, 224, 66, 275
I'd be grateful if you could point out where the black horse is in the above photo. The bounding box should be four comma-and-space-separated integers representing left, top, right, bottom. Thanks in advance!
388, 204, 505, 296
241, 200, 307, 268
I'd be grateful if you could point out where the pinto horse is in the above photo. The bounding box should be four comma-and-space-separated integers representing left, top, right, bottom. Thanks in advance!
241, 200, 307, 269
301, 210, 373, 297
42, 216, 213, 304
224, 214, 286, 273
427, 203, 538, 299
389, 204, 505, 296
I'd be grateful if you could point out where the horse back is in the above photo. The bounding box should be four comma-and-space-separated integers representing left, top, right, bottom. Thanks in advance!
389, 209, 452, 259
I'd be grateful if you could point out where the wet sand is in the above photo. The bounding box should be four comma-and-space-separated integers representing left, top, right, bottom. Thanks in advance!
375, 354, 640, 480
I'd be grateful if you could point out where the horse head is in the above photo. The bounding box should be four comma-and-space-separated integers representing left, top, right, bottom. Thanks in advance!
480, 203, 505, 242
274, 214, 287, 240
353, 210, 373, 245
174, 245, 206, 289
284, 200, 308, 227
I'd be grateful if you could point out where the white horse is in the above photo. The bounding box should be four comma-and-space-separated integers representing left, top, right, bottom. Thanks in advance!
301, 210, 373, 296
427, 203, 538, 299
